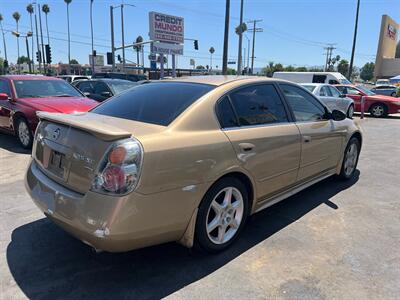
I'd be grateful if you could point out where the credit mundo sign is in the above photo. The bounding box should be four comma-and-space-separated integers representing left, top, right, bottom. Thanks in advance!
149, 12, 184, 44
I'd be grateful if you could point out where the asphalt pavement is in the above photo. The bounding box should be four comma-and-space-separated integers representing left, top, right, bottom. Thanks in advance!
1, 115, 399, 300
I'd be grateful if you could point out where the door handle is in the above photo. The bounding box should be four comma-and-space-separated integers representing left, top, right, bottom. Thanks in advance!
303, 136, 311, 143
239, 143, 255, 152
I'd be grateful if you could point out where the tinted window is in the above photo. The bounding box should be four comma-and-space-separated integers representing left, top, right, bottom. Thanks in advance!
312, 75, 326, 83
13, 80, 82, 98
280, 84, 326, 122
92, 82, 214, 126
216, 96, 238, 128
329, 86, 341, 97
346, 87, 362, 95
77, 81, 94, 94
320, 86, 332, 96
108, 80, 138, 95
229, 84, 288, 126
93, 82, 110, 94
0, 80, 11, 96
329, 79, 340, 85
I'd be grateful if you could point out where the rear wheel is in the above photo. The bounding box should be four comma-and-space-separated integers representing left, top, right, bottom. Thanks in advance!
16, 118, 33, 149
338, 137, 360, 180
195, 177, 249, 253
347, 105, 354, 118
369, 103, 387, 118
391, 92, 396, 97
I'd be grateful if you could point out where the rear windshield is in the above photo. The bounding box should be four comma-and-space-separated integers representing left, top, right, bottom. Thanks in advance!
302, 85, 316, 92
108, 80, 138, 94
91, 82, 214, 126
13, 80, 83, 98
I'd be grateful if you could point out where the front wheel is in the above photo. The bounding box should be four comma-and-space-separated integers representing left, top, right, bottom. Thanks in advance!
338, 137, 360, 180
369, 103, 387, 118
16, 118, 33, 149
195, 177, 249, 253
347, 105, 354, 118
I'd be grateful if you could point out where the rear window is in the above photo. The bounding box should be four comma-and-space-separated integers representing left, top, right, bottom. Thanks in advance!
302, 85, 316, 92
91, 82, 214, 126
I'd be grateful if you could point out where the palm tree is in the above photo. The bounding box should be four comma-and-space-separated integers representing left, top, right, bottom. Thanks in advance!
42, 4, 50, 45
134, 35, 143, 66
64, 0, 72, 70
0, 14, 7, 65
209, 47, 215, 70
26, 4, 34, 72
13, 12, 21, 74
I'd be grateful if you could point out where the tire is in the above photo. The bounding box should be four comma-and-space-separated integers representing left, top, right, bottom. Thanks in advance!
369, 103, 387, 118
194, 177, 249, 253
391, 92, 397, 97
15, 118, 33, 149
347, 105, 354, 118
338, 137, 360, 180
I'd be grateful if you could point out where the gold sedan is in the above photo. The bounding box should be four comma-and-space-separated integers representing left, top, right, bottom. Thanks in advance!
25, 76, 362, 253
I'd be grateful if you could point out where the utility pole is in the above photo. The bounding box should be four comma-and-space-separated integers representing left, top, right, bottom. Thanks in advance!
247, 19, 262, 75
236, 0, 244, 74
110, 6, 115, 71
121, 4, 126, 72
33, 2, 42, 73
348, 0, 360, 80
324, 44, 336, 71
222, 0, 230, 75
90, 0, 95, 75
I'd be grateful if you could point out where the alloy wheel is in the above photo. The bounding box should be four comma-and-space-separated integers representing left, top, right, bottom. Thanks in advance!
371, 105, 384, 117
206, 187, 244, 245
344, 143, 358, 177
18, 120, 31, 147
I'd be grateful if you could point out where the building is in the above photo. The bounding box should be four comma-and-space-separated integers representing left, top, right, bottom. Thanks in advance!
374, 15, 400, 79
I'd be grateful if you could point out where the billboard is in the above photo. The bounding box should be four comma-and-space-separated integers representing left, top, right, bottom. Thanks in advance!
149, 12, 184, 44
89, 55, 104, 66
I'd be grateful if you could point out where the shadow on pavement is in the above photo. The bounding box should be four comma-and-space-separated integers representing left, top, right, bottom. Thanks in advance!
0, 133, 31, 154
7, 171, 359, 300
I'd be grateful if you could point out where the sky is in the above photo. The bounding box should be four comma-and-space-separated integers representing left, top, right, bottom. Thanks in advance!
0, 0, 399, 70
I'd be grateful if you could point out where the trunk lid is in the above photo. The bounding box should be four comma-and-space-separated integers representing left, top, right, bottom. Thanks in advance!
33, 112, 165, 194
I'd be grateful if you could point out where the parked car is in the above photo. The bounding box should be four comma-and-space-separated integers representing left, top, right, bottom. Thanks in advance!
370, 85, 398, 97
301, 83, 354, 117
26, 76, 362, 253
92, 72, 147, 82
335, 84, 400, 117
273, 72, 351, 85
0, 75, 98, 148
72, 79, 138, 102
375, 79, 390, 87
57, 75, 90, 83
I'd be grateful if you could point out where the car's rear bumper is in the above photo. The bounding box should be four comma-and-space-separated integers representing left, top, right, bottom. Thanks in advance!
25, 159, 206, 252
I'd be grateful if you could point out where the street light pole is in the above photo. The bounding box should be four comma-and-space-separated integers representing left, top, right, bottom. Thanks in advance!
247, 19, 262, 75
38, 4, 46, 73
90, 0, 95, 75
25, 34, 32, 73
110, 6, 115, 71
348, 0, 360, 80
121, 4, 125, 72
237, 0, 244, 75
33, 2, 42, 73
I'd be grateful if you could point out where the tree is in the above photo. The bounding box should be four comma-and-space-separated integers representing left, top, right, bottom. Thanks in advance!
26, 4, 34, 70
196, 65, 205, 70
70, 59, 79, 65
295, 66, 307, 72
0, 13, 7, 63
227, 68, 236, 75
64, 0, 72, 67
209, 47, 215, 69
360, 62, 374, 82
337, 59, 349, 76
284, 65, 295, 72
42, 4, 50, 45
262, 62, 283, 77
0, 57, 4, 75
328, 55, 340, 71
12, 12, 21, 73
17, 56, 31, 64
133, 35, 143, 66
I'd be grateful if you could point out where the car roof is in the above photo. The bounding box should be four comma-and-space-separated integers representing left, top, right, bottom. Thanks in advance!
300, 83, 326, 86
0, 75, 61, 81
162, 75, 280, 86
86, 78, 134, 83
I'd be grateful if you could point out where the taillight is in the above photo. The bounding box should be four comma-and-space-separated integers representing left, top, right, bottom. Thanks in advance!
91, 138, 143, 195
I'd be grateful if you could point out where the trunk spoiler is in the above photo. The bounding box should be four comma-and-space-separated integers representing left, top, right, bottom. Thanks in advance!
37, 112, 132, 141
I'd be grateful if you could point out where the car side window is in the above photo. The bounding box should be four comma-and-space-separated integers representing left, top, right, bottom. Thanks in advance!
228, 84, 288, 126
347, 87, 361, 95
336, 86, 347, 94
77, 81, 94, 94
93, 82, 110, 94
320, 86, 332, 97
280, 84, 327, 122
329, 86, 341, 98
216, 96, 239, 128
0, 80, 11, 96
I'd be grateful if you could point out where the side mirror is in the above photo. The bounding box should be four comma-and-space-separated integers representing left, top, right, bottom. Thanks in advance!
331, 109, 347, 121
339, 94, 346, 98
0, 93, 9, 100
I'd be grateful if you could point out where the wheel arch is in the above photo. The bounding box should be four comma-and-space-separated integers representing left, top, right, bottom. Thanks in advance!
369, 101, 388, 113
11, 111, 27, 133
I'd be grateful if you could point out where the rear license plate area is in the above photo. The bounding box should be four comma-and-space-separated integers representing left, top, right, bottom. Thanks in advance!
47, 150, 66, 178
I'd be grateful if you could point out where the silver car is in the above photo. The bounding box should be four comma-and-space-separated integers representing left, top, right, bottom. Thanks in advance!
301, 83, 354, 118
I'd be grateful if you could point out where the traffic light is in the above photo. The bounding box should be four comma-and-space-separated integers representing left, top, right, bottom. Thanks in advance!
3, 60, 8, 69
106, 52, 114, 65
93, 50, 97, 57
117, 54, 122, 63
194, 40, 199, 50
36, 51, 41, 63
45, 45, 52, 64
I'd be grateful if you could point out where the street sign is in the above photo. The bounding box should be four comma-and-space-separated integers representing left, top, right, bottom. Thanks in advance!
227, 61, 236, 65
149, 12, 184, 44
153, 42, 183, 55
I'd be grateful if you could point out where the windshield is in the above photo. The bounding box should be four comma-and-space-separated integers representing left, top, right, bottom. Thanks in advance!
91, 82, 214, 126
13, 80, 83, 98
339, 78, 352, 84
357, 85, 375, 96
108, 81, 138, 95
302, 85, 316, 92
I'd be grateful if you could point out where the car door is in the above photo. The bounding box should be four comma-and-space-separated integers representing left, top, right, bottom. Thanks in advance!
217, 83, 301, 200
0, 79, 13, 130
343, 86, 363, 111
279, 83, 345, 182
318, 85, 336, 111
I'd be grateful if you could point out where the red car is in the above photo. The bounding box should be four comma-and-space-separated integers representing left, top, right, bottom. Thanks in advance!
0, 75, 98, 148
335, 84, 400, 118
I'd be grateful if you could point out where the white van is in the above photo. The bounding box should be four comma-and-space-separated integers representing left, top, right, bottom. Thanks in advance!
273, 72, 351, 85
